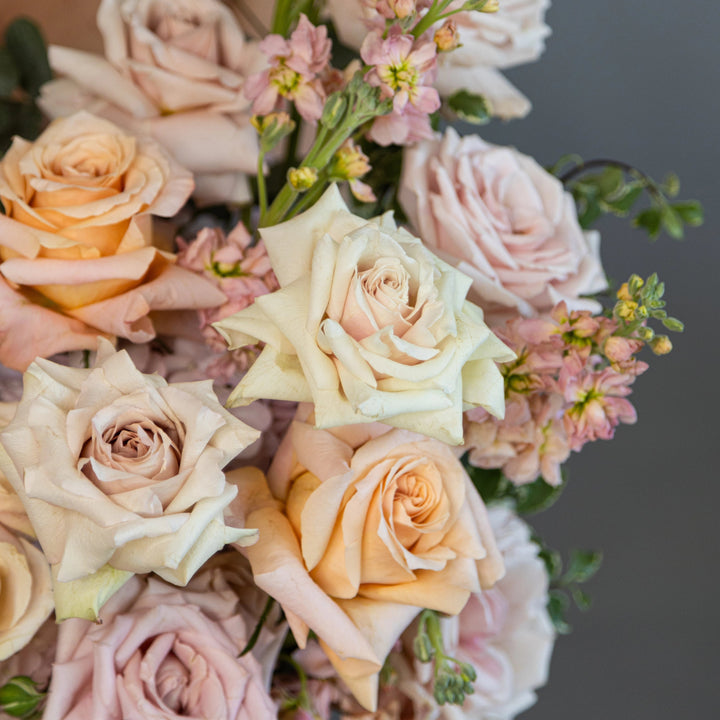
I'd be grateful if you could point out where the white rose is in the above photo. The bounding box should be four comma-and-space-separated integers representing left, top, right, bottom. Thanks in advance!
0, 340, 259, 620
214, 185, 514, 445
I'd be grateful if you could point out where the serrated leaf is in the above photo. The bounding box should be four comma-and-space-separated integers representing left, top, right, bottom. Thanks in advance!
662, 316, 684, 332
5, 18, 52, 98
447, 89, 491, 124
633, 208, 662, 238
563, 549, 602, 584
596, 166, 624, 197
660, 205, 684, 239
513, 475, 566, 515
673, 200, 704, 227
570, 586, 592, 611
547, 591, 572, 634
603, 184, 644, 215
0, 48, 19, 98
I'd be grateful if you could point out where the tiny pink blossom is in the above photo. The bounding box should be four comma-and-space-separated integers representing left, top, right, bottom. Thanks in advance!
245, 15, 331, 121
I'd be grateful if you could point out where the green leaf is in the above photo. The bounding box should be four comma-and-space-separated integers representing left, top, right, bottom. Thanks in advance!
570, 586, 593, 611
633, 208, 662, 238
660, 205, 684, 239
562, 549, 603, 584
547, 590, 572, 634
463, 463, 509, 504
4, 18, 52, 98
538, 547, 563, 580
0, 48, 19, 98
577, 199, 602, 229
672, 200, 704, 227
0, 676, 44, 718
595, 166, 624, 197
603, 184, 644, 215
447, 90, 491, 125
661, 316, 684, 332
663, 172, 680, 197
513, 475, 565, 515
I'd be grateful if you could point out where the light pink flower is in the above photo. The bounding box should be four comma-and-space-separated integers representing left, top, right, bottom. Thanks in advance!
361, 29, 440, 146
245, 15, 331, 121
40, 0, 265, 204
400, 128, 607, 322
43, 572, 278, 720
561, 366, 638, 450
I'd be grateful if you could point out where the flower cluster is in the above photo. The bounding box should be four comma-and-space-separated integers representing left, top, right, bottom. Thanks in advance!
0, 2, 696, 720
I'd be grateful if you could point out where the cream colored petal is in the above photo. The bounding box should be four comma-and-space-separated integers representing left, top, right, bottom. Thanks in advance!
462, 358, 507, 419
52, 563, 133, 622
213, 302, 295, 355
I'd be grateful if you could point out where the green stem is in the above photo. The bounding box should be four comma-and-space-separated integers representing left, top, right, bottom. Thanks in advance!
412, 0, 456, 38
239, 596, 275, 657
271, 0, 294, 35
286, 174, 330, 219
256, 149, 268, 220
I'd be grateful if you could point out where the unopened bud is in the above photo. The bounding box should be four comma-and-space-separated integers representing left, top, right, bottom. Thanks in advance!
287, 167, 318, 191
252, 112, 295, 152
390, 0, 415, 19
628, 273, 644, 294
480, 0, 500, 11
637, 325, 654, 342
332, 140, 371, 180
616, 300, 638, 322
413, 633, 433, 663
434, 20, 460, 52
616, 282, 632, 302
650, 335, 672, 355
321, 91, 348, 129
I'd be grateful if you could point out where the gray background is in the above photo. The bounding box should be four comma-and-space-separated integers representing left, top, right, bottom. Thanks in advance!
478, 1, 720, 717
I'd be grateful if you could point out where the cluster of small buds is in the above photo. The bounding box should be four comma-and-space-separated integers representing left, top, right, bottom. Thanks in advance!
245, 15, 332, 121
465, 283, 681, 485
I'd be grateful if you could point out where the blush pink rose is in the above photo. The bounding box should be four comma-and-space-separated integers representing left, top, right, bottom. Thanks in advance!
43, 571, 278, 720
39, 0, 265, 204
0, 112, 226, 371
399, 128, 607, 323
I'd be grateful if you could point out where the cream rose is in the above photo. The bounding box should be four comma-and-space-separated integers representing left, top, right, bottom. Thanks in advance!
40, 0, 263, 204
0, 524, 54, 662
214, 185, 513, 445
0, 340, 259, 620
0, 402, 34, 538
399, 128, 607, 321
229, 411, 504, 711
0, 111, 226, 371
43, 572, 278, 720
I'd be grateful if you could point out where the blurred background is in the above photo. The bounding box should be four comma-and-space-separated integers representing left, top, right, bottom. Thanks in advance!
0, 0, 717, 717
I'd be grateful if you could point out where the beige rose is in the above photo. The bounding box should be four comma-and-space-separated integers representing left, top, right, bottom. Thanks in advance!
0, 111, 226, 371
0, 340, 259, 620
230, 410, 503, 711
40, 0, 264, 204
0, 524, 54, 661
0, 402, 34, 538
214, 185, 514, 446
400, 129, 607, 321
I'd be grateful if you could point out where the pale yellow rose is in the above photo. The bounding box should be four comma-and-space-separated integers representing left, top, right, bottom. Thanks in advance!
214, 185, 514, 445
0, 111, 226, 371
0, 402, 34, 538
0, 524, 54, 661
229, 409, 504, 711
0, 340, 259, 620
40, 0, 264, 204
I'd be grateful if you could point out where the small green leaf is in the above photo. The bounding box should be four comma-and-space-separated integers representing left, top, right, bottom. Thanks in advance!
578, 199, 602, 229
663, 172, 680, 197
538, 547, 563, 580
660, 205, 684, 239
447, 90, 491, 125
463, 463, 510, 504
596, 166, 624, 197
5, 18, 52, 98
0, 676, 44, 718
513, 476, 565, 515
603, 184, 644, 215
563, 549, 602, 584
672, 200, 704, 227
633, 208, 662, 238
547, 590, 572, 634
0, 48, 20, 98
570, 586, 592, 611
662, 316, 684, 332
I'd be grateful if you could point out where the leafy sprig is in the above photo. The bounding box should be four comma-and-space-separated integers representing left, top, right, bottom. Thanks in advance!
0, 676, 46, 719
552, 156, 703, 239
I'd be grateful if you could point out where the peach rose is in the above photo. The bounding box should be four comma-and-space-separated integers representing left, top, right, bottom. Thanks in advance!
0, 402, 34, 538
214, 185, 514, 446
399, 128, 607, 322
0, 524, 53, 661
43, 572, 278, 720
0, 340, 259, 621
395, 505, 555, 720
229, 410, 503, 711
40, 0, 264, 204
0, 111, 226, 371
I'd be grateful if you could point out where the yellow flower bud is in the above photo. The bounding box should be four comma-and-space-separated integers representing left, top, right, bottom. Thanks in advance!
650, 335, 673, 355
288, 167, 318, 190
616, 300, 638, 321
480, 0, 500, 12
617, 282, 633, 302
434, 20, 460, 52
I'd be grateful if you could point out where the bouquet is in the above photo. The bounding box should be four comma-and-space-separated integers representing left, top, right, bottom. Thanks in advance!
0, 1, 703, 719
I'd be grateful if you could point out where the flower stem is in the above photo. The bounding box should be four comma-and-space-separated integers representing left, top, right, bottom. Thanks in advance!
256, 148, 268, 220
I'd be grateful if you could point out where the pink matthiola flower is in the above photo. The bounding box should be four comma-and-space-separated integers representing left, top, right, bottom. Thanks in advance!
245, 15, 331, 121
361, 28, 440, 145
561, 366, 638, 450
